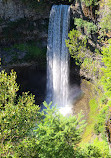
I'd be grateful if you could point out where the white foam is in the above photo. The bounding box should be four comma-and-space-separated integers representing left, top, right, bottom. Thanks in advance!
59, 106, 72, 116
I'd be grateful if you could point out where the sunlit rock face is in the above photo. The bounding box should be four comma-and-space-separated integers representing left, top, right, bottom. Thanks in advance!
46, 5, 71, 115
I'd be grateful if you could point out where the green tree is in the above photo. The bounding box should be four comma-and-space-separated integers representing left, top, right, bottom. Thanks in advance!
99, 0, 111, 34
82, 0, 98, 6
66, 29, 87, 64
0, 70, 40, 157
101, 39, 111, 99
80, 140, 110, 158
74, 18, 97, 35
16, 101, 86, 158
0, 70, 110, 157
34, 101, 86, 158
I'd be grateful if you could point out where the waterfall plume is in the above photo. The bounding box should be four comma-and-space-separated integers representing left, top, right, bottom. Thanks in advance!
46, 5, 71, 115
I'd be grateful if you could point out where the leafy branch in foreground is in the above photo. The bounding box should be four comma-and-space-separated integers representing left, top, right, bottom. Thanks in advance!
16, 101, 86, 158
0, 70, 40, 157
34, 101, 86, 158
16, 102, 110, 158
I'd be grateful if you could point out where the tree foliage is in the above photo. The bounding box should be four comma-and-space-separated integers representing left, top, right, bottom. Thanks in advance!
66, 29, 87, 64
0, 70, 87, 157
82, 0, 98, 6
99, 0, 111, 34
13, 101, 86, 158
101, 39, 111, 99
0, 69, 110, 157
65, 1, 111, 155
80, 139, 110, 158
15, 102, 110, 158
0, 70, 40, 157
74, 18, 97, 35
34, 101, 86, 158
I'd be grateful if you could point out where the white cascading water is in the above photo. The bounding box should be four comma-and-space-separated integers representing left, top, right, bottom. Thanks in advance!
46, 5, 71, 115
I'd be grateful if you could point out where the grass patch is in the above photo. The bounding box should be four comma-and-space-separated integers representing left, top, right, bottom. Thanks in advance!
20, 43, 46, 61
81, 98, 99, 143
23, 43, 46, 61
2, 42, 46, 65
14, 42, 46, 61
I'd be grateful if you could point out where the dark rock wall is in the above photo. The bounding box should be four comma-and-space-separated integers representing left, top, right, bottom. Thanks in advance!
0, 0, 99, 47
0, 0, 51, 46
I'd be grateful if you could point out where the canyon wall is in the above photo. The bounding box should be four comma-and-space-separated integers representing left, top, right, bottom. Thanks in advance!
0, 0, 51, 46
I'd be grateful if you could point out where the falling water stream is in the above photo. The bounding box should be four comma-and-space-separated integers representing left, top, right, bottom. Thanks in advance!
46, 5, 72, 115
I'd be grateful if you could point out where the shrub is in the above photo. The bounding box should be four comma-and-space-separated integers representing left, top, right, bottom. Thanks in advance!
80, 138, 110, 158
65, 29, 87, 64
0, 70, 40, 157
101, 39, 111, 98
82, 0, 98, 6
34, 101, 86, 158
75, 18, 97, 35
15, 101, 86, 158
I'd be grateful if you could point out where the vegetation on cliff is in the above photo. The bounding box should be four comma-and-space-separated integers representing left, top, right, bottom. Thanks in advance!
65, 0, 111, 156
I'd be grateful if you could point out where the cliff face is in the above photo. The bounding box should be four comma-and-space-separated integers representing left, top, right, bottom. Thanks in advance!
0, 0, 96, 45
0, 0, 37, 21
0, 0, 51, 46
0, 0, 97, 44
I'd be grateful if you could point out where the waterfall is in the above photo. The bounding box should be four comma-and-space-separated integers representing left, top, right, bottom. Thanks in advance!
46, 5, 71, 114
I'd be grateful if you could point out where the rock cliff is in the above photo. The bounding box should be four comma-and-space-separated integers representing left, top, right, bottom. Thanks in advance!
0, 0, 51, 46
